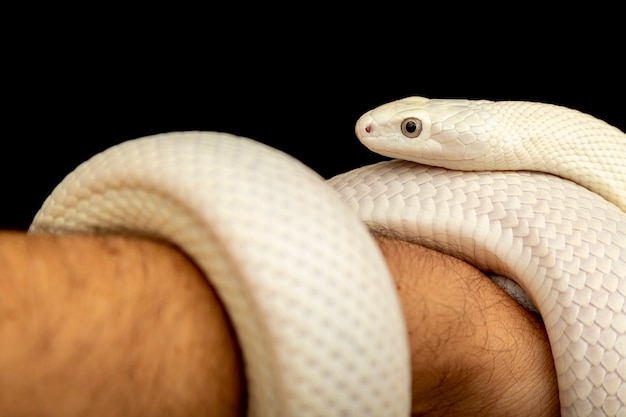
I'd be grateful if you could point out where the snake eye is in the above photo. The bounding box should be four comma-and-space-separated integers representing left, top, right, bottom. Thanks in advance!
401, 117, 422, 138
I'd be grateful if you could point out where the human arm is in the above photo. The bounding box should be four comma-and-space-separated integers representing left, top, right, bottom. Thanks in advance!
0, 232, 245, 417
374, 233, 559, 416
0, 231, 559, 416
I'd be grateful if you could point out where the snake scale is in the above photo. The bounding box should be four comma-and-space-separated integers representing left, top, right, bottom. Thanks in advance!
28, 97, 626, 416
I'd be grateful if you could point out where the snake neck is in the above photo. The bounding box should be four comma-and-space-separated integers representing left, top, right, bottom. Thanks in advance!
480, 101, 626, 212
500, 102, 626, 211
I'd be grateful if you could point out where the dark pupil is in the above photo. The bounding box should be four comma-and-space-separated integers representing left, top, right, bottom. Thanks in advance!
405, 121, 417, 133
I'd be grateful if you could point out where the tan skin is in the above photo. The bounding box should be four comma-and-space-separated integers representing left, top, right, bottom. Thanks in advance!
375, 234, 559, 416
0, 231, 559, 416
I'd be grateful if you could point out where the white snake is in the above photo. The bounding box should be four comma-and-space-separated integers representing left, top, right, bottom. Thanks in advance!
28, 97, 626, 416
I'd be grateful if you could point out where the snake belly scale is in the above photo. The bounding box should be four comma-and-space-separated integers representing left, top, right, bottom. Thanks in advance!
28, 97, 626, 416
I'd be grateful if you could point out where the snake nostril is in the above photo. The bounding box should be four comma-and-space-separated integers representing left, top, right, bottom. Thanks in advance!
365, 125, 372, 134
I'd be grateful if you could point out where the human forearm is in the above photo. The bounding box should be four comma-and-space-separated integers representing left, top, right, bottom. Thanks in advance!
374, 234, 559, 416
0, 231, 559, 416
0, 232, 245, 417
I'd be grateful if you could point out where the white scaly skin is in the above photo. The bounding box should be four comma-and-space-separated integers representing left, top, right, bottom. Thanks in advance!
337, 96, 626, 416
29, 132, 411, 417
355, 96, 626, 212
27, 97, 626, 417
329, 161, 626, 417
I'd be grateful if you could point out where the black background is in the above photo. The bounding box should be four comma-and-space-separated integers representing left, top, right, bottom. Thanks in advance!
3, 12, 623, 230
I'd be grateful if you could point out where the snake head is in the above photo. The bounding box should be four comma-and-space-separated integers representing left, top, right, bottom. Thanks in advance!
355, 96, 495, 169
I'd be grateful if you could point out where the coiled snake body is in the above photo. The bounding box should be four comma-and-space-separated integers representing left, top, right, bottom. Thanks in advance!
29, 97, 626, 416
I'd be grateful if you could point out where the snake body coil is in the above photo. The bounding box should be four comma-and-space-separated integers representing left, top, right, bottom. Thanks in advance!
341, 96, 626, 416
29, 133, 411, 416
29, 98, 626, 416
